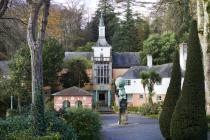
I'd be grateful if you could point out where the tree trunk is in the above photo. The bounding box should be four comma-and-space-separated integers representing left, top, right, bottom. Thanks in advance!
27, 0, 50, 135
197, 0, 210, 114
17, 95, 21, 113
31, 46, 45, 135
143, 88, 147, 104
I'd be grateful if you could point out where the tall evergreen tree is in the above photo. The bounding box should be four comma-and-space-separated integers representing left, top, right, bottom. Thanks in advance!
159, 50, 181, 140
85, 0, 119, 44
112, 0, 140, 52
170, 20, 207, 140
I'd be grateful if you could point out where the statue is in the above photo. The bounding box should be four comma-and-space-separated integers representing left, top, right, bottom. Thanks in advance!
115, 77, 128, 125
115, 77, 127, 100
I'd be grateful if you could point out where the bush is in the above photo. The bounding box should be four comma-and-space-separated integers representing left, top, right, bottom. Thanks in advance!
159, 50, 181, 140
6, 109, 19, 117
0, 115, 31, 140
0, 110, 77, 140
7, 130, 61, 140
127, 107, 140, 113
139, 103, 161, 115
45, 109, 77, 140
170, 20, 207, 140
63, 108, 101, 140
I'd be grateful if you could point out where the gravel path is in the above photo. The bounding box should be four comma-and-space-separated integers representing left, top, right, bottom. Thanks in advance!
101, 114, 210, 140
101, 114, 164, 140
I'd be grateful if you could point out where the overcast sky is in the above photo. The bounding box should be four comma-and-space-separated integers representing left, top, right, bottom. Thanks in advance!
53, 0, 158, 17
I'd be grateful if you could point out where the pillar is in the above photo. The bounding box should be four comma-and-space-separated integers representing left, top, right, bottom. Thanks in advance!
108, 90, 112, 108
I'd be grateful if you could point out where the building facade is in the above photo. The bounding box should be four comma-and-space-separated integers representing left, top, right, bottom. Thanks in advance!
91, 14, 112, 108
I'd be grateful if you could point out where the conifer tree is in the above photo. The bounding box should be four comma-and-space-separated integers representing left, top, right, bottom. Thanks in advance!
159, 50, 181, 140
112, 0, 140, 52
85, 0, 119, 44
170, 20, 207, 140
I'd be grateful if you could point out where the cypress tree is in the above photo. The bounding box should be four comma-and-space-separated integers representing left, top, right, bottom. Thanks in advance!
170, 20, 207, 140
159, 50, 181, 140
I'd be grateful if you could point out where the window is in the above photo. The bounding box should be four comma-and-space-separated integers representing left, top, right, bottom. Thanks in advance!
139, 94, 144, 99
75, 100, 83, 108
156, 80, 162, 85
127, 94, 133, 102
157, 95, 162, 101
62, 100, 70, 109
125, 80, 131, 85
95, 62, 110, 84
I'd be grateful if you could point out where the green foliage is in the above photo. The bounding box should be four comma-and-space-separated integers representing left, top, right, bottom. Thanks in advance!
170, 20, 207, 140
63, 108, 101, 140
127, 106, 140, 113
8, 38, 64, 98
140, 70, 162, 105
44, 109, 77, 140
140, 32, 177, 65
43, 38, 64, 86
112, 1, 140, 52
76, 42, 94, 52
159, 50, 181, 140
7, 131, 61, 140
139, 103, 162, 115
85, 0, 119, 44
136, 17, 150, 49
9, 43, 31, 89
61, 57, 90, 88
0, 116, 31, 139
0, 110, 77, 140
6, 109, 19, 117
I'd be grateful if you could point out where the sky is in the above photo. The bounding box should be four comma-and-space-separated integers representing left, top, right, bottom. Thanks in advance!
53, 0, 158, 19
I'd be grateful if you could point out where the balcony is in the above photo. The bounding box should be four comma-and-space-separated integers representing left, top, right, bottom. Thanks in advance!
92, 57, 111, 62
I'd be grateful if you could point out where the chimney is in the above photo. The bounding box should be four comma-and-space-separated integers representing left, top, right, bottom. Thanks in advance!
179, 43, 187, 71
147, 54, 153, 68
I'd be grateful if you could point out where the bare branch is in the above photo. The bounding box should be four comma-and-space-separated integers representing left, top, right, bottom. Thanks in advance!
0, 0, 9, 17
0, 17, 27, 25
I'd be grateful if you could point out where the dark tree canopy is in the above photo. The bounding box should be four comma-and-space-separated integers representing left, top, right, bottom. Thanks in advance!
61, 57, 90, 88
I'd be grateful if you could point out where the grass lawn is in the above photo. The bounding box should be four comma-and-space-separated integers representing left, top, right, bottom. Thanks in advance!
144, 114, 159, 119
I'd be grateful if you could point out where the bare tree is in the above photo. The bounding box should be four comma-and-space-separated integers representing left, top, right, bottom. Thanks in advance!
197, 0, 210, 114
27, 0, 50, 135
0, 0, 9, 17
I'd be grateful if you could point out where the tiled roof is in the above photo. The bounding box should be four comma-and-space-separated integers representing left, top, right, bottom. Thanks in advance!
64, 52, 140, 68
112, 52, 140, 68
53, 86, 91, 96
123, 63, 184, 79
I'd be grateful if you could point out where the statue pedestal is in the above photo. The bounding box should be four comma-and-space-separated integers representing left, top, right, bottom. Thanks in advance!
119, 99, 127, 125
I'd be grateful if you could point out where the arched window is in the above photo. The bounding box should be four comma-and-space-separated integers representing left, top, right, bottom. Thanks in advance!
75, 100, 83, 108
62, 100, 70, 110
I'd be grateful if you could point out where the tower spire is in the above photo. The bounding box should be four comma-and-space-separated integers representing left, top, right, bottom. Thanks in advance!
99, 12, 105, 37
99, 13, 104, 27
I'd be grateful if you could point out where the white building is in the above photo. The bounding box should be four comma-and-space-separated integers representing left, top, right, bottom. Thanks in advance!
118, 44, 187, 107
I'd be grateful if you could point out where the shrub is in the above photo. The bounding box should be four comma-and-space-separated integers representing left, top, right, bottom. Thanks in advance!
63, 108, 101, 140
0, 115, 31, 140
139, 103, 161, 115
45, 109, 77, 140
170, 20, 207, 140
6, 109, 19, 117
159, 50, 181, 140
7, 129, 61, 140
127, 106, 140, 113
0, 110, 77, 140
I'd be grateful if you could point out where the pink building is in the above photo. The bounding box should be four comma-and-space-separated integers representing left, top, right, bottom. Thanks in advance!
53, 86, 92, 111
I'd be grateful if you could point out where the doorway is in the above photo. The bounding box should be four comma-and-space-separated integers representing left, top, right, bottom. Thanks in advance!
98, 91, 107, 107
